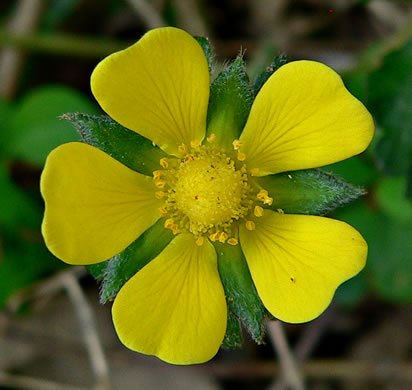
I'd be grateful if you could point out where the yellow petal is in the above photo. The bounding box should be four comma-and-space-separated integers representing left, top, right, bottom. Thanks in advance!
239, 61, 374, 175
112, 234, 227, 364
239, 211, 367, 323
91, 27, 209, 156
41, 142, 162, 265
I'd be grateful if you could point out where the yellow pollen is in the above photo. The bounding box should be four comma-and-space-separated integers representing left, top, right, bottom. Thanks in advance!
257, 189, 268, 200
153, 170, 163, 180
237, 151, 246, 161
263, 196, 273, 206
155, 191, 166, 199
190, 140, 201, 149
171, 224, 179, 234
160, 158, 169, 168
207, 133, 216, 143
218, 232, 228, 243
178, 144, 187, 155
250, 168, 260, 176
227, 238, 238, 245
195, 236, 205, 246
209, 232, 220, 242
158, 207, 168, 216
232, 139, 244, 150
155, 179, 166, 188
254, 205, 264, 217
245, 220, 256, 231
164, 218, 174, 229
277, 208, 285, 214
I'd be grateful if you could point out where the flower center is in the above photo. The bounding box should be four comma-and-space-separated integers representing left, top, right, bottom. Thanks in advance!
153, 141, 273, 245
174, 153, 246, 226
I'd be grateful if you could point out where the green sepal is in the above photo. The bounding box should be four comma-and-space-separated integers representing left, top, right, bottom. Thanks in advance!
221, 310, 243, 350
216, 242, 266, 344
255, 169, 365, 215
253, 54, 287, 95
195, 36, 213, 73
62, 113, 167, 176
99, 218, 174, 303
206, 56, 254, 151
86, 262, 108, 281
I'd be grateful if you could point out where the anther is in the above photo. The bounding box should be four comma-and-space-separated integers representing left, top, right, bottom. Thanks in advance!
153, 170, 163, 180
232, 139, 244, 150
237, 151, 246, 161
190, 140, 201, 149
227, 238, 238, 245
245, 220, 256, 231
207, 133, 216, 143
178, 144, 187, 155
155, 191, 166, 199
254, 205, 264, 217
164, 218, 174, 229
277, 208, 285, 214
195, 236, 205, 246
263, 196, 273, 206
218, 232, 228, 243
257, 190, 268, 200
250, 168, 260, 176
158, 207, 168, 216
160, 158, 169, 168
209, 231, 220, 242
171, 224, 180, 234
155, 179, 166, 188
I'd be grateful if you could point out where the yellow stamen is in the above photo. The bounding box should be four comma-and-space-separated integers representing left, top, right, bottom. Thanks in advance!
245, 220, 256, 231
257, 189, 268, 201
232, 139, 244, 150
207, 133, 216, 143
158, 207, 168, 216
250, 168, 260, 176
190, 140, 201, 149
155, 179, 166, 188
171, 224, 180, 234
160, 158, 169, 169
263, 196, 273, 206
164, 218, 174, 229
195, 236, 205, 246
227, 238, 238, 245
153, 170, 163, 180
218, 232, 228, 243
155, 191, 166, 199
209, 231, 220, 242
237, 151, 246, 161
254, 205, 264, 217
178, 144, 187, 155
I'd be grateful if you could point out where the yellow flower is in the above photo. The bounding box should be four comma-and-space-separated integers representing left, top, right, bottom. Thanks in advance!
41, 27, 374, 364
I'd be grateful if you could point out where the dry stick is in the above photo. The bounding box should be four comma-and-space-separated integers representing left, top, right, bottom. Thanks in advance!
0, 0, 44, 99
61, 272, 111, 390
270, 307, 336, 390
267, 320, 305, 390
126, 0, 165, 29
0, 372, 87, 390
173, 0, 209, 37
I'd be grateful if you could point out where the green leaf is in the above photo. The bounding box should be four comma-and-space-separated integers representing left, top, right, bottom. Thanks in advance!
4, 85, 100, 165
367, 215, 412, 303
376, 176, 412, 222
253, 54, 287, 95
368, 40, 412, 176
334, 272, 368, 307
221, 311, 243, 350
255, 169, 365, 215
216, 242, 266, 344
0, 163, 41, 229
336, 201, 412, 303
62, 113, 168, 176
206, 56, 254, 151
195, 36, 213, 73
99, 218, 174, 303
0, 99, 13, 150
0, 231, 65, 308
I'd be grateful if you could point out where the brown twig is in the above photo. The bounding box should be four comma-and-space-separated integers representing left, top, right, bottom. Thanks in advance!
0, 371, 88, 390
267, 320, 305, 390
61, 272, 110, 390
